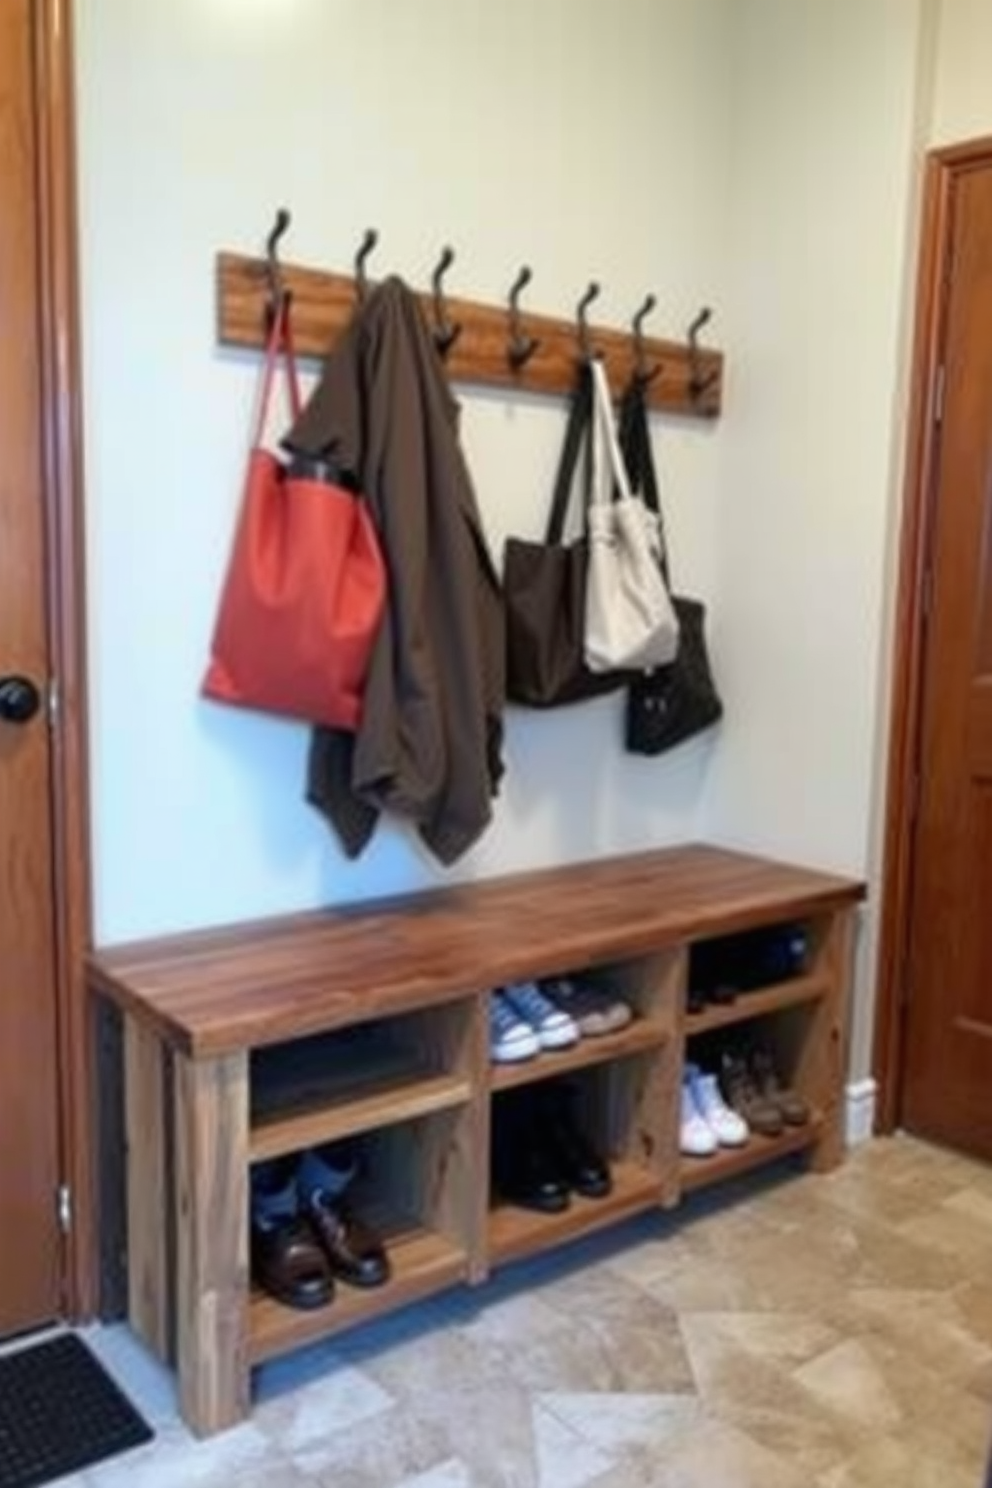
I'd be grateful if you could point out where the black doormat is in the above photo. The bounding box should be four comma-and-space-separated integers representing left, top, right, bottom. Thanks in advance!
0, 1333, 153, 1487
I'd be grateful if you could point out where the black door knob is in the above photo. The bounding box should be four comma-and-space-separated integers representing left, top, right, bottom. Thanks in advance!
0, 675, 42, 724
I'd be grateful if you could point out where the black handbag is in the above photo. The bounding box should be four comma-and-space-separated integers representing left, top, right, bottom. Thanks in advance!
504, 364, 634, 707
619, 377, 723, 754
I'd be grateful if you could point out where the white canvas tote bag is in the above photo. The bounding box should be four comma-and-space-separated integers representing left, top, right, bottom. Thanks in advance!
583, 357, 679, 673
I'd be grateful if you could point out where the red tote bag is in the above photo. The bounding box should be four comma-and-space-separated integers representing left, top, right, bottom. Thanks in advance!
203, 300, 386, 731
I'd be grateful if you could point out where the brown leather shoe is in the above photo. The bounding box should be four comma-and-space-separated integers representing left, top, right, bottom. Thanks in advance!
751, 1047, 809, 1126
303, 1194, 391, 1289
720, 1051, 784, 1137
252, 1214, 333, 1311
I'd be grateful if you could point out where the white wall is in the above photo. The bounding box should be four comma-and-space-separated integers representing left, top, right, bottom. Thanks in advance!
75, 0, 734, 943
931, 0, 992, 144
78, 0, 979, 1097
700, 0, 927, 1078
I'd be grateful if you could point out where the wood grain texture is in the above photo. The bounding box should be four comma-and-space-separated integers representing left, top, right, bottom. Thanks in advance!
250, 1071, 472, 1163
460, 992, 491, 1285
899, 155, 992, 1163
32, 0, 96, 1321
684, 974, 831, 1037
249, 1228, 467, 1364
488, 1161, 662, 1268
174, 1051, 250, 1437
654, 950, 688, 1207
124, 1017, 169, 1361
872, 146, 959, 1135
760, 912, 852, 1176
806, 909, 855, 1172
0, 0, 64, 1337
490, 1018, 668, 1093
217, 252, 723, 419
680, 1118, 822, 1195
89, 847, 864, 1058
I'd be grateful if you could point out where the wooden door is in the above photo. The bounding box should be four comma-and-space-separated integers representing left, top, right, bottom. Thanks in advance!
0, 0, 64, 1334
902, 157, 992, 1160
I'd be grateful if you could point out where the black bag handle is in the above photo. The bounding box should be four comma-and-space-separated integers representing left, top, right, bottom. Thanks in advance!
546, 363, 594, 544
619, 376, 671, 587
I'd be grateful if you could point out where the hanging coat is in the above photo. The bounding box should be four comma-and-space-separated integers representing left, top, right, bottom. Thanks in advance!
285, 276, 505, 865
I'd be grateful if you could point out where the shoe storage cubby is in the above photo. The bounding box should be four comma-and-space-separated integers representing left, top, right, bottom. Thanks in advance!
684, 912, 835, 1037
680, 914, 849, 1195
249, 1105, 479, 1363
250, 999, 476, 1162
488, 1045, 679, 1268
92, 845, 862, 1436
488, 950, 681, 1094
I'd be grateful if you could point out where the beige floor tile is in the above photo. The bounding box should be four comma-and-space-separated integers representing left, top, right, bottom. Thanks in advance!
648, 1417, 811, 1488
540, 1391, 702, 1460
254, 1362, 393, 1453
83, 1422, 301, 1488
537, 1269, 695, 1393
840, 1286, 992, 1384
458, 1291, 626, 1393
897, 1207, 992, 1272
392, 1462, 473, 1488
952, 1279, 992, 1346
816, 1432, 981, 1488
291, 1403, 451, 1487
677, 1315, 859, 1476
793, 1340, 902, 1432
531, 1405, 617, 1488
843, 1330, 992, 1470
691, 1311, 841, 1368
944, 1185, 992, 1225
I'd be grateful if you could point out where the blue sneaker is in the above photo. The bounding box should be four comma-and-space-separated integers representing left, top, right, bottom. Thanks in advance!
503, 982, 580, 1050
489, 993, 540, 1063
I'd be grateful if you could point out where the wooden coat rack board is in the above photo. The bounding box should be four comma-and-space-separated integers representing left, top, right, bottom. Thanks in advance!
216, 252, 725, 419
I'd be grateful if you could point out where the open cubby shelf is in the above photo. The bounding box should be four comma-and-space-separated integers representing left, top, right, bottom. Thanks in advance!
249, 1225, 468, 1364
488, 1162, 664, 1268
250, 1071, 473, 1162
680, 1114, 824, 1194
684, 973, 831, 1038
490, 1016, 668, 1092
92, 844, 863, 1436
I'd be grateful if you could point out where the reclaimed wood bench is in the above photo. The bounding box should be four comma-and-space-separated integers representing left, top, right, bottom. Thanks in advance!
88, 843, 864, 1436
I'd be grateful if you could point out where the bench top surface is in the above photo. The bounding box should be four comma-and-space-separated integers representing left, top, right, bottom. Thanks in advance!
87, 844, 864, 1058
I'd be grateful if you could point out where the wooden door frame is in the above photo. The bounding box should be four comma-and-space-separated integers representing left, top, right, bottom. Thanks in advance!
29, 0, 95, 1318
873, 134, 992, 1132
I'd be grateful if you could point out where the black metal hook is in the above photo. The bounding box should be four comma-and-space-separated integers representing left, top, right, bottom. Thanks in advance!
264, 207, 292, 320
431, 245, 462, 358
354, 228, 379, 303
507, 265, 540, 371
688, 306, 719, 399
576, 280, 601, 360
632, 293, 662, 385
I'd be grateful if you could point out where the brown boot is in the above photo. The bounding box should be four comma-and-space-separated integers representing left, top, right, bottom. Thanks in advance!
719, 1051, 784, 1137
750, 1047, 809, 1127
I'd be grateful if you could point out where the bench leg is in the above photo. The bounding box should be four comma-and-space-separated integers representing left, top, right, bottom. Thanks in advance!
173, 1049, 250, 1436
125, 1016, 171, 1362
808, 908, 856, 1174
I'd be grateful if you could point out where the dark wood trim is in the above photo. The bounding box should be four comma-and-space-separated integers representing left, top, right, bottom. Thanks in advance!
872, 135, 992, 1132
33, 0, 95, 1317
216, 251, 724, 419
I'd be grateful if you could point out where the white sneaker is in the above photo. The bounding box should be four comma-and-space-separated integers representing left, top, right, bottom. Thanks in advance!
680, 1080, 718, 1157
687, 1065, 749, 1148
489, 993, 540, 1063
502, 982, 579, 1050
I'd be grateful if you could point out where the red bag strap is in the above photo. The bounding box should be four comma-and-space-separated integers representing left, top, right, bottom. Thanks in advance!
251, 296, 302, 447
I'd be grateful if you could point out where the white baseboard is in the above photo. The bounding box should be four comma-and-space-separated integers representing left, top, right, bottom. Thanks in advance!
845, 1078, 877, 1147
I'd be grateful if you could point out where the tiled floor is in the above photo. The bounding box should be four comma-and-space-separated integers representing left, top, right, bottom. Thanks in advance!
64, 1135, 992, 1487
